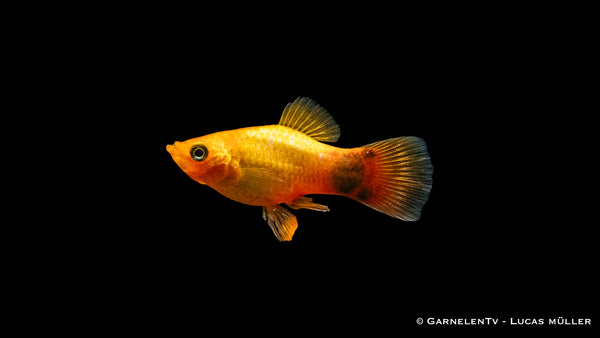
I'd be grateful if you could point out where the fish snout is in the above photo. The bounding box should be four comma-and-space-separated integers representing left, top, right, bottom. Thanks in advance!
166, 142, 181, 155
166, 143, 175, 154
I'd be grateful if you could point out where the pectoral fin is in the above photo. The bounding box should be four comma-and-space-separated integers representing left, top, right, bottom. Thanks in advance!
262, 205, 298, 242
238, 167, 285, 195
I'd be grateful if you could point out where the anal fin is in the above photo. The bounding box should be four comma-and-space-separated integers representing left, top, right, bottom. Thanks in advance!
287, 196, 330, 212
262, 205, 298, 241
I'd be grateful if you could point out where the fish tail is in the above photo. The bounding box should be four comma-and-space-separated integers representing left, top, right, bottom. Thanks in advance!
354, 137, 433, 221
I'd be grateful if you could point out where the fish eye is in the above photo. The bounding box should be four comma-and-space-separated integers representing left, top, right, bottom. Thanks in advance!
190, 144, 208, 161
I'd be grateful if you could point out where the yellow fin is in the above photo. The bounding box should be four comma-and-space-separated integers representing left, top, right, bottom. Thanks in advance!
357, 137, 433, 221
262, 205, 298, 241
278, 97, 340, 142
287, 196, 330, 212
238, 167, 285, 193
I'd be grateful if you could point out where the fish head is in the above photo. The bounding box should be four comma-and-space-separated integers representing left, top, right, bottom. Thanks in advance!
166, 134, 231, 185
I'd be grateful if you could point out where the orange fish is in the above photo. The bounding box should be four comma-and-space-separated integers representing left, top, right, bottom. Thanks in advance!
166, 97, 432, 241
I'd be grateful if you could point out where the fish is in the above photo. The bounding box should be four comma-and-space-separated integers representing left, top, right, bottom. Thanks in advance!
166, 97, 433, 241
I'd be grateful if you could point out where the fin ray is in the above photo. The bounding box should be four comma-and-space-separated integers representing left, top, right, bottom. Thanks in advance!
238, 167, 285, 195
357, 137, 433, 221
262, 205, 298, 241
287, 196, 330, 212
278, 97, 340, 142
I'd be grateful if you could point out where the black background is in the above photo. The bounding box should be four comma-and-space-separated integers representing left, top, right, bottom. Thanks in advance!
45, 6, 595, 334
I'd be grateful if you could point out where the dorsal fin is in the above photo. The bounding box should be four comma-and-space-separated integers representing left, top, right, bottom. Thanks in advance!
278, 97, 341, 142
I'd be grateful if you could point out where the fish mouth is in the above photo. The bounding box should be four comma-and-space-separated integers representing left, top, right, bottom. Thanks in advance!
166, 143, 174, 155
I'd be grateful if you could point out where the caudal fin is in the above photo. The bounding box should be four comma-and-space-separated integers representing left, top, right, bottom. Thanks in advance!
357, 137, 433, 221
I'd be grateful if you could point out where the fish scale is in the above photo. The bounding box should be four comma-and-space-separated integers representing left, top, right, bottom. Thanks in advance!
167, 97, 432, 241
230, 125, 337, 202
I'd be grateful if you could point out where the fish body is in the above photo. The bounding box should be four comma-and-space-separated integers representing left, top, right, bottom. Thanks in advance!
167, 97, 432, 241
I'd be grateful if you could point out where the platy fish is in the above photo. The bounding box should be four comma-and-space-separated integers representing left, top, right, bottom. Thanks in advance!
166, 97, 432, 241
